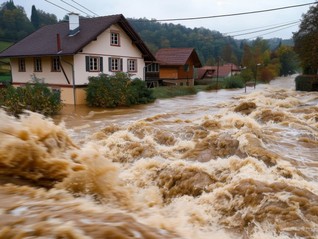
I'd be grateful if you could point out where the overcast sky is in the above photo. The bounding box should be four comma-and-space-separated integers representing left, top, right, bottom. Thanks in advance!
12, 0, 315, 39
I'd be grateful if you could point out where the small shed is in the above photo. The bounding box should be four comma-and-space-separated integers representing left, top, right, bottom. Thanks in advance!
155, 48, 202, 86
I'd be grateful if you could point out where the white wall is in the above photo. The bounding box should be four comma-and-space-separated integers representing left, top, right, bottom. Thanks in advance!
10, 57, 73, 85
11, 24, 146, 86
74, 24, 146, 85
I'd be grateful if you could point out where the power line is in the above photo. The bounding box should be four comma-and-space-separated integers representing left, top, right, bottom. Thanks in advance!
70, 0, 99, 17
246, 24, 299, 40
43, 0, 73, 13
228, 21, 300, 38
153, 2, 317, 22
43, 0, 97, 17
223, 20, 300, 35
59, 0, 92, 17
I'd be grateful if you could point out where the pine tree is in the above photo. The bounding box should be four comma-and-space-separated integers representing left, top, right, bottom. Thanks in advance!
31, 5, 40, 29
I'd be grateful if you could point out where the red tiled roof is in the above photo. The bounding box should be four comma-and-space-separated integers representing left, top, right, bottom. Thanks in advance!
197, 66, 215, 79
155, 48, 202, 67
0, 14, 155, 61
197, 64, 240, 79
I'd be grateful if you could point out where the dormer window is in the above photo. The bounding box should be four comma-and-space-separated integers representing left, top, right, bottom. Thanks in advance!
111, 32, 120, 46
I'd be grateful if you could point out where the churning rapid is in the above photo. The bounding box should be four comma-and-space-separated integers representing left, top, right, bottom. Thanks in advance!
1, 76, 318, 239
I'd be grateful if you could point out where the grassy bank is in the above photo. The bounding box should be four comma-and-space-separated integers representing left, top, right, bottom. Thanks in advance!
152, 76, 245, 99
151, 83, 219, 99
0, 73, 11, 84
0, 41, 12, 84
0, 41, 12, 51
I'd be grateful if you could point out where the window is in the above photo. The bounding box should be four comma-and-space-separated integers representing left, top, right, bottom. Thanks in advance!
109, 57, 123, 72
34, 57, 42, 72
146, 63, 159, 72
110, 32, 120, 46
85, 56, 103, 72
52, 57, 61, 72
127, 59, 137, 72
89, 57, 99, 71
18, 58, 26, 72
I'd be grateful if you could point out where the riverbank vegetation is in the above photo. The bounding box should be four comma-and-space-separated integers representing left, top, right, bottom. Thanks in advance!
293, 4, 318, 91
0, 77, 62, 116
152, 75, 246, 99
86, 73, 155, 107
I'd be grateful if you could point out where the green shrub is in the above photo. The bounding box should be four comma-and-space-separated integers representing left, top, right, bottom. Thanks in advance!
295, 75, 318, 91
151, 85, 198, 99
194, 78, 215, 85
0, 72, 12, 85
85, 73, 155, 107
204, 82, 219, 90
223, 75, 245, 89
240, 68, 254, 82
127, 79, 156, 104
0, 78, 62, 116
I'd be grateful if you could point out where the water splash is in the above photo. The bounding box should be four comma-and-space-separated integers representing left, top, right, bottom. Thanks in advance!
1, 77, 318, 238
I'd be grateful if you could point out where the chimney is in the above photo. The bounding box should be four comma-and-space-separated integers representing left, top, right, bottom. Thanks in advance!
57, 33, 62, 52
68, 13, 80, 36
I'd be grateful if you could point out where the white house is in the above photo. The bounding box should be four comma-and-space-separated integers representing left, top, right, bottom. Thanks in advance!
0, 13, 155, 105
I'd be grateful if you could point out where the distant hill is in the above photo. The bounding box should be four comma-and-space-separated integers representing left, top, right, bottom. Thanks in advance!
0, 41, 12, 52
129, 18, 242, 65
0, 0, 294, 67
129, 18, 293, 65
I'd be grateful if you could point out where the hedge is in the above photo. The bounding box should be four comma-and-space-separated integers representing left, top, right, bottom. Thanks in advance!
0, 79, 62, 116
85, 73, 155, 108
295, 75, 318, 91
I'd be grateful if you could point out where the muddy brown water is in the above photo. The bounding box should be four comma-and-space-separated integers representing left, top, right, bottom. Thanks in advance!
1, 75, 318, 238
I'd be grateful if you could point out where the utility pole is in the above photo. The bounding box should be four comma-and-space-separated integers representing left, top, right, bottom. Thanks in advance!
216, 57, 220, 91
254, 63, 261, 89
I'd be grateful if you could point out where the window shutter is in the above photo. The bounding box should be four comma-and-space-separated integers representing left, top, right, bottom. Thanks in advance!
100, 57, 103, 72
120, 58, 123, 71
108, 57, 112, 71
85, 56, 89, 71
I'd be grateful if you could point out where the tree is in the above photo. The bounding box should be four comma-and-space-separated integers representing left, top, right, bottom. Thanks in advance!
31, 6, 58, 28
129, 18, 242, 65
31, 5, 40, 29
293, 4, 318, 74
276, 45, 299, 76
37, 9, 58, 26
0, 1, 34, 41
222, 43, 233, 63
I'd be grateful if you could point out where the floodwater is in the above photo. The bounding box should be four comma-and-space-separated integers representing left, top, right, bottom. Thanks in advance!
1, 75, 318, 238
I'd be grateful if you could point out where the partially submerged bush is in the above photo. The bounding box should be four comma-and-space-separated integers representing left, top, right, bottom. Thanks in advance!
295, 75, 318, 91
0, 78, 62, 116
223, 75, 245, 89
85, 73, 155, 108
151, 85, 198, 99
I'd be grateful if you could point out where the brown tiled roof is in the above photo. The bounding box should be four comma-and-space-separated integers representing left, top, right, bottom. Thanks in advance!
197, 64, 240, 79
155, 48, 202, 67
0, 14, 155, 61
197, 66, 215, 79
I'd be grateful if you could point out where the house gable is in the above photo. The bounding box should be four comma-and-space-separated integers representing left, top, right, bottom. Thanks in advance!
0, 14, 155, 105
197, 64, 241, 79
156, 48, 202, 81
0, 14, 155, 62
